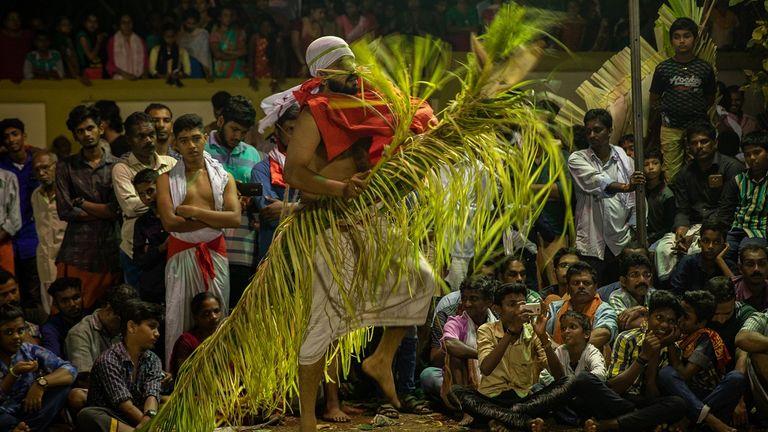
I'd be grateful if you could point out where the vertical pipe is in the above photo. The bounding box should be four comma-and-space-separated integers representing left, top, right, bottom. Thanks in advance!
629, 0, 647, 246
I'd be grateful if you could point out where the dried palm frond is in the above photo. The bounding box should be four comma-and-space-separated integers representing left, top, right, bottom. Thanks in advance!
145, 3, 567, 431
554, 0, 716, 138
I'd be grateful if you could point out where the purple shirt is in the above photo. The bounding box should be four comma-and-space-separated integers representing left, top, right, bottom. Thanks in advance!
441, 311, 496, 347
0, 149, 40, 259
733, 275, 768, 312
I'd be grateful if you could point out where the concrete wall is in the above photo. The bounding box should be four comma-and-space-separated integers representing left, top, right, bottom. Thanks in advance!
0, 52, 762, 151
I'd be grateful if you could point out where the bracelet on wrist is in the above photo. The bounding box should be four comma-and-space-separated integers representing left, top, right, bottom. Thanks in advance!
8, 366, 18, 378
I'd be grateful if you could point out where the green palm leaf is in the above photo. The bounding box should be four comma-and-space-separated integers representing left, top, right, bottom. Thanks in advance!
146, 3, 568, 430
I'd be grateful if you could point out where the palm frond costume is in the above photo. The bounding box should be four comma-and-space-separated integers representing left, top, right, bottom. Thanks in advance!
148, 4, 568, 430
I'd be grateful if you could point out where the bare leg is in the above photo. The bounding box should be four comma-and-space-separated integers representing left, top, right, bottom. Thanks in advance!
322, 356, 351, 423
299, 357, 325, 432
361, 327, 408, 408
67, 388, 88, 413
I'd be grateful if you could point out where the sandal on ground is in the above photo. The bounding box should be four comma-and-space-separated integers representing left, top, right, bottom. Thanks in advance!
376, 403, 400, 419
399, 394, 433, 415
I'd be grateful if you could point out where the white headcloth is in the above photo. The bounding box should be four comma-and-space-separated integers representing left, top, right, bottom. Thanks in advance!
257, 36, 355, 133
305, 36, 355, 78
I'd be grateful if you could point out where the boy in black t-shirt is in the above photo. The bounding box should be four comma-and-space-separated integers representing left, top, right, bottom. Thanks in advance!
649, 17, 716, 180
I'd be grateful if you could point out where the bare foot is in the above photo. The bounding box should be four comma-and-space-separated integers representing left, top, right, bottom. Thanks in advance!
583, 419, 598, 432
321, 406, 351, 423
12, 422, 30, 432
704, 414, 737, 432
530, 418, 546, 432
458, 412, 474, 427
489, 419, 511, 432
341, 403, 364, 416
362, 357, 401, 409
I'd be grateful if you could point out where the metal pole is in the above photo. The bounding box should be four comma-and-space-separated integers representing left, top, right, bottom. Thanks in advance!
629, 0, 647, 247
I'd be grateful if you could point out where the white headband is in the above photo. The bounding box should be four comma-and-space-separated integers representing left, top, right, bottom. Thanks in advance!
305, 36, 355, 77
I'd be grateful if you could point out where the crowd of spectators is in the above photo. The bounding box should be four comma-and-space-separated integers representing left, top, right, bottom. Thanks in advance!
1, 3, 768, 432
0, 0, 763, 84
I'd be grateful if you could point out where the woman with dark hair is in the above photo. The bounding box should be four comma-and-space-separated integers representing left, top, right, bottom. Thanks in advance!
169, 292, 223, 377
251, 101, 301, 261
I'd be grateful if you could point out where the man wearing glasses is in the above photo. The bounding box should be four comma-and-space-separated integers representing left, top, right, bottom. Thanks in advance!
30, 151, 67, 314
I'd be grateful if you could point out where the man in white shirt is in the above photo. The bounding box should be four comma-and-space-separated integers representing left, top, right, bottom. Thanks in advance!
0, 168, 21, 272
568, 109, 645, 285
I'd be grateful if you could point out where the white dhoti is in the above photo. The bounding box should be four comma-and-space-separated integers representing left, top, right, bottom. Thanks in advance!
653, 224, 701, 280
298, 227, 435, 365
164, 152, 232, 367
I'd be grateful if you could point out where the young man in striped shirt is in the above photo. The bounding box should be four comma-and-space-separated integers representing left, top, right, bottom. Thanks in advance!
719, 131, 768, 262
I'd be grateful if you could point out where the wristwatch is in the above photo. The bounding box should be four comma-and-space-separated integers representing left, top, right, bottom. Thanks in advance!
35, 376, 48, 389
144, 409, 157, 418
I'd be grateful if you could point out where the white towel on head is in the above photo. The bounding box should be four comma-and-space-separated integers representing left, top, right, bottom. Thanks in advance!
305, 35, 355, 78
257, 36, 354, 133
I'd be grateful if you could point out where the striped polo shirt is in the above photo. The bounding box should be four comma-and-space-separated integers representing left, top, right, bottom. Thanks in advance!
205, 131, 264, 267
731, 172, 768, 238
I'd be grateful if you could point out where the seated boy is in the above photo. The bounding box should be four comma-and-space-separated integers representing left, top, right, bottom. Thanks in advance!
0, 304, 76, 431
77, 299, 164, 431
132, 169, 169, 304
554, 311, 606, 379
669, 221, 735, 295
434, 276, 498, 423
658, 290, 746, 432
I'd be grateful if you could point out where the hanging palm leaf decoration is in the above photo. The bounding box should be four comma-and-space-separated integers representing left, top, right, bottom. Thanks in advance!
551, 0, 717, 140
145, 3, 568, 430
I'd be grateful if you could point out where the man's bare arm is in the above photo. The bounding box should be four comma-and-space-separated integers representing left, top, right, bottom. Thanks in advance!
284, 109, 349, 197
155, 173, 208, 233
180, 174, 241, 228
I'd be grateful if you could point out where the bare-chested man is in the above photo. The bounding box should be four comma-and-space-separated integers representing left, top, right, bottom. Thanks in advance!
281, 36, 436, 432
156, 113, 240, 365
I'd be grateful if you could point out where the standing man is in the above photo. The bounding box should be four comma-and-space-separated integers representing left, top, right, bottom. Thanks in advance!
56, 105, 122, 309
0, 118, 41, 312
0, 167, 20, 273
144, 103, 176, 157
94, 100, 130, 158
568, 109, 644, 285
30, 151, 67, 314
205, 95, 262, 308
112, 112, 176, 287
281, 36, 436, 432
156, 113, 240, 364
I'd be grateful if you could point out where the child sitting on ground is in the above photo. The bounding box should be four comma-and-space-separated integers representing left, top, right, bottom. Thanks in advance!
658, 290, 746, 432
555, 311, 607, 379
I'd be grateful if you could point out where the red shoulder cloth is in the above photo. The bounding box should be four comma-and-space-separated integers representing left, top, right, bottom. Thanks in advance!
293, 78, 436, 165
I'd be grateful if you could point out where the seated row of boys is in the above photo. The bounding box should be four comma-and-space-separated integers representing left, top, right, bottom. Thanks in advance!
0, 268, 223, 431
424, 240, 768, 432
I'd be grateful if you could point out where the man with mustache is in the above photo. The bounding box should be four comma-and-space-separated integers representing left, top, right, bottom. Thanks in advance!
112, 112, 176, 288
144, 103, 176, 158
56, 105, 121, 309
609, 254, 656, 318
568, 109, 644, 286
731, 243, 768, 311
545, 261, 618, 350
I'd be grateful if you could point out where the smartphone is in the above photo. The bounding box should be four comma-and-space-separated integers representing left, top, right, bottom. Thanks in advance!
522, 302, 541, 315
236, 182, 263, 197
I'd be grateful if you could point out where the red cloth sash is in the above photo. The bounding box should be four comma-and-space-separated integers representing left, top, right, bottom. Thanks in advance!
167, 235, 227, 292
269, 136, 287, 188
293, 77, 436, 165
679, 327, 732, 374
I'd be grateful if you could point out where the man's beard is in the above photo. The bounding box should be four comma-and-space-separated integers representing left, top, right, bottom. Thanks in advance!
327, 75, 359, 95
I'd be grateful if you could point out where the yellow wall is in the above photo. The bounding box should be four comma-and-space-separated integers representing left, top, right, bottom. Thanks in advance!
0, 78, 303, 150
0, 52, 761, 151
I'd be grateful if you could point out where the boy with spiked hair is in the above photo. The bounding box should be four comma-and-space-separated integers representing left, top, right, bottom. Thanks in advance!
649, 17, 717, 179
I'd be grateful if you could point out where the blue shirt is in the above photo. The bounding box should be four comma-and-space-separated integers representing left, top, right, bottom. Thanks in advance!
0, 342, 77, 414
250, 158, 299, 262
205, 132, 263, 267
41, 314, 80, 359
0, 149, 40, 259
